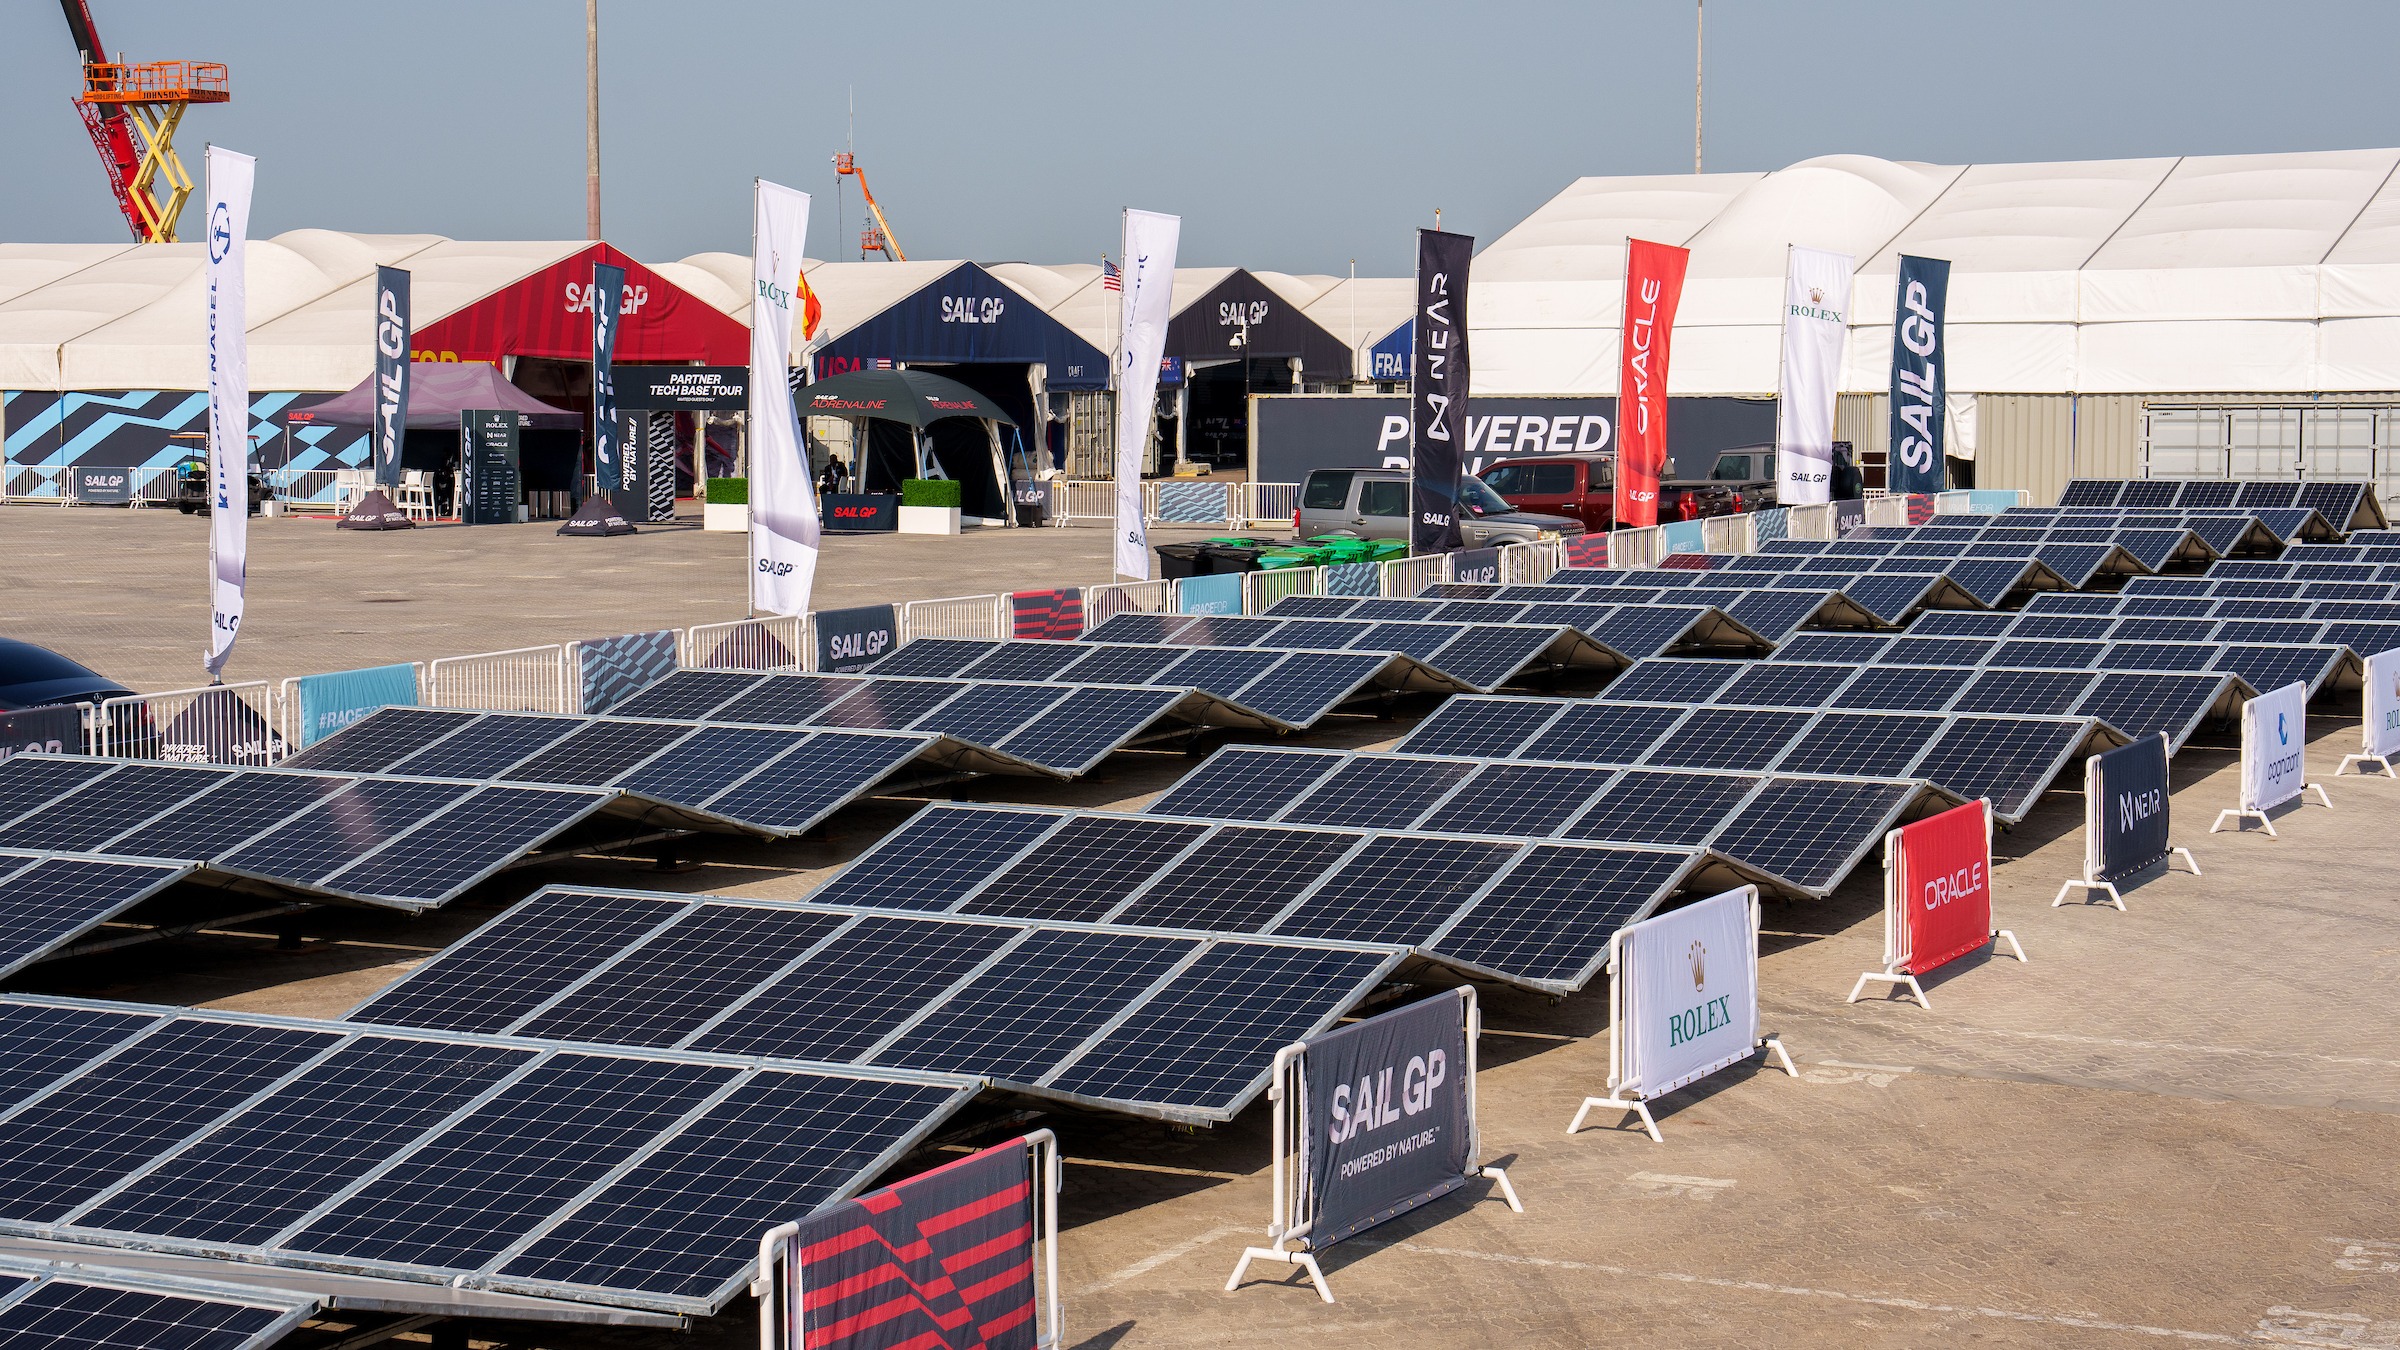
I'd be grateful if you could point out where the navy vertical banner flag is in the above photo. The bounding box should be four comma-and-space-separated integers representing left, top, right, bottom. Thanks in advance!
1410, 229, 1473, 554
1886, 254, 1950, 495
591, 261, 626, 495
372, 266, 410, 489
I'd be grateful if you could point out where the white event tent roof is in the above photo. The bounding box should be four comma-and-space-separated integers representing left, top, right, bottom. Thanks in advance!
1470, 148, 2400, 396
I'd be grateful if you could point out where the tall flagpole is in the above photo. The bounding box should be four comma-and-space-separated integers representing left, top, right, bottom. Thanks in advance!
1694, 0, 1704, 173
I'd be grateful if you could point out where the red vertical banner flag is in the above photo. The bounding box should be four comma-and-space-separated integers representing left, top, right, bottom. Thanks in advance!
1893, 799, 1993, 975
1614, 238, 1689, 530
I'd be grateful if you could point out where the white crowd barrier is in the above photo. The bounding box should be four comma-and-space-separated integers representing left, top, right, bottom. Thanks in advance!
683, 615, 808, 672
1240, 482, 1300, 528
95, 681, 282, 765
1046, 478, 1300, 529
1865, 496, 1911, 527
1380, 553, 1452, 598
900, 593, 1009, 643
1242, 566, 1321, 613
1086, 579, 1172, 627
1051, 479, 1117, 526
425, 644, 574, 714
1784, 502, 1839, 541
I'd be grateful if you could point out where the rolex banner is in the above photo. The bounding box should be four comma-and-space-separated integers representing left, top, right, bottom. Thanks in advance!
1410, 228, 1473, 553
1302, 988, 1472, 1251
2240, 681, 2310, 812
748, 180, 820, 616
1114, 209, 1181, 579
591, 260, 626, 497
1885, 254, 1949, 495
372, 266, 410, 489
204, 145, 255, 680
1614, 238, 1689, 530
1890, 799, 1992, 976
1774, 245, 1853, 506
1617, 886, 1759, 1098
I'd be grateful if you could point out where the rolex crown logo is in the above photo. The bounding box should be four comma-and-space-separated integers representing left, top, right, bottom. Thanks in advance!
1689, 939, 1707, 991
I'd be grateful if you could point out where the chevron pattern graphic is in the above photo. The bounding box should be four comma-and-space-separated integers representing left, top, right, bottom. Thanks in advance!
577, 630, 680, 714
647, 411, 678, 521
789, 1140, 1039, 1350
1325, 561, 1383, 596
1153, 480, 1231, 524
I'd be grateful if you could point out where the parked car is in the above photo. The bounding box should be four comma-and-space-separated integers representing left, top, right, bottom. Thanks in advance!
1295, 468, 1586, 545
0, 637, 150, 756
1479, 444, 1862, 529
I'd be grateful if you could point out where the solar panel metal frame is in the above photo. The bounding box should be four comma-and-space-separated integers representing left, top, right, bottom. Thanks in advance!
0, 850, 199, 980
0, 1253, 319, 1350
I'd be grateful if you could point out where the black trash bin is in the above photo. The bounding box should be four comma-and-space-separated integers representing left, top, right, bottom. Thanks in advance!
1155, 541, 1212, 579
1194, 539, 1277, 574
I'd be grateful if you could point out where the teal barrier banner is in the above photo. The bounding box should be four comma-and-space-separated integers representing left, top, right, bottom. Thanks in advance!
1177, 573, 1243, 615
296, 662, 418, 747
1657, 519, 1707, 555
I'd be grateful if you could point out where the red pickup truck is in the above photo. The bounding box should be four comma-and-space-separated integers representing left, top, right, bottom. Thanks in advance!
1480, 450, 1778, 533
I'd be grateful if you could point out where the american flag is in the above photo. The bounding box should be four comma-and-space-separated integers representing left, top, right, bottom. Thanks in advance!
1101, 257, 1121, 292
872, 358, 893, 369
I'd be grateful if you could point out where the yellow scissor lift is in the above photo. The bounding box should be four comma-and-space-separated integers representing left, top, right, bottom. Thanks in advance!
78, 59, 229, 244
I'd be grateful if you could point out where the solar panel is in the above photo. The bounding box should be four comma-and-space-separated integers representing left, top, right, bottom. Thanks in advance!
862, 638, 998, 677
0, 758, 117, 828
961, 817, 1209, 922
1420, 762, 1618, 836
959, 641, 1092, 682
1114, 826, 1368, 931
607, 669, 761, 721
714, 673, 894, 726
2103, 640, 2216, 672
1911, 715, 2095, 819
1279, 756, 1476, 829
2324, 621, 2400, 656
1264, 595, 1366, 618
2117, 480, 2180, 508
2235, 480, 2301, 510
1522, 702, 1688, 763
1156, 647, 1288, 695
0, 1261, 312, 1350
279, 705, 478, 772
2009, 614, 2115, 640
1706, 778, 1920, 892
1774, 632, 1894, 663
1561, 770, 1758, 846
1081, 613, 1189, 644
1227, 650, 1392, 725
1271, 835, 1518, 947
1395, 697, 1563, 758
906, 683, 1070, 745
1715, 663, 1854, 709
1640, 706, 1809, 771
515, 904, 853, 1048
2214, 645, 2340, 696
1833, 664, 1973, 711
385, 713, 577, 780
2212, 619, 2323, 645
695, 730, 931, 834
0, 1002, 162, 1112
1988, 639, 2105, 669
316, 785, 609, 905
1842, 574, 1941, 625
1722, 590, 1828, 640
1424, 626, 1562, 689
1774, 711, 1945, 777
1909, 611, 2013, 638
1432, 845, 1692, 986
1604, 659, 1747, 704
873, 930, 1196, 1081
806, 805, 1060, 911
217, 778, 474, 886
812, 679, 968, 731
2299, 481, 2368, 527
994, 685, 1187, 771
0, 855, 192, 980
0, 762, 231, 852
1952, 668, 2096, 715
691, 914, 1025, 1060
2058, 480, 2123, 506
1590, 606, 1713, 658
1147, 746, 1341, 820
614, 725, 813, 804
1053, 644, 1188, 686
2076, 672, 2233, 745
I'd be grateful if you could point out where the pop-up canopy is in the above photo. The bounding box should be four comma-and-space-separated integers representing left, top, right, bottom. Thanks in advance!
802, 367, 1018, 520
290, 361, 582, 429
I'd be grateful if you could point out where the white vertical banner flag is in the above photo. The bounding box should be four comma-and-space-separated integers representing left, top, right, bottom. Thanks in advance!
203, 146, 255, 678
1773, 244, 1853, 506
1113, 209, 1180, 580
748, 179, 819, 616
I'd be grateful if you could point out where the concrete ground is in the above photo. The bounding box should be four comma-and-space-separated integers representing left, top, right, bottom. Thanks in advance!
7, 504, 2400, 1348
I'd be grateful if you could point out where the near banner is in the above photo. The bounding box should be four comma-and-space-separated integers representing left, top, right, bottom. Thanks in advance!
1774, 245, 1853, 506
2057, 734, 2198, 909
591, 260, 626, 497
1614, 238, 1688, 530
747, 179, 820, 617
204, 145, 255, 680
372, 266, 410, 489
1114, 210, 1181, 580
1852, 798, 2023, 1007
1885, 254, 1949, 495
1410, 228, 1473, 553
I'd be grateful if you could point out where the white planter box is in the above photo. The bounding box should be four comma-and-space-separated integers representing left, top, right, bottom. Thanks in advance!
899, 505, 962, 535
703, 502, 749, 532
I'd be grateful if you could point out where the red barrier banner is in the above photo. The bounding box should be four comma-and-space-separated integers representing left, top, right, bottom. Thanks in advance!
1562, 534, 1610, 568
1613, 238, 1689, 530
1893, 799, 1992, 975
1009, 589, 1084, 641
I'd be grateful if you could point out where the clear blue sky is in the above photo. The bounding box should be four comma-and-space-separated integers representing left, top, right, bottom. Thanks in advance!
7, 0, 2400, 274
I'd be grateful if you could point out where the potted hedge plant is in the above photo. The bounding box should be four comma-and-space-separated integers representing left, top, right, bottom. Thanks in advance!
899, 477, 963, 535
703, 476, 748, 532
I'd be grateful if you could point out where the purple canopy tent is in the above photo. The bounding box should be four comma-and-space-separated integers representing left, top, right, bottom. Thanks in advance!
289, 362, 583, 429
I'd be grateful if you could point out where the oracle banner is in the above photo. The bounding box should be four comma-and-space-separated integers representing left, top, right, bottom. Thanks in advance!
1614, 239, 1688, 530
1890, 798, 1993, 976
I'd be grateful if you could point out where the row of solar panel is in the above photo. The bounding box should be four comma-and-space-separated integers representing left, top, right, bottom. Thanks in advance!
350, 887, 1403, 1123
0, 1254, 316, 1350
842, 639, 1427, 723
789, 802, 1717, 992
1393, 697, 2115, 824
0, 851, 194, 980
2055, 477, 2379, 525
1144, 745, 1949, 896
1286, 576, 1958, 634
1072, 611, 1642, 680
1756, 638, 2351, 699
1462, 557, 2048, 609
1911, 606, 2400, 658
1844, 524, 2225, 567
2204, 545, 2400, 568
1638, 548, 2106, 592
2028, 589, 2400, 624
2124, 575, 2400, 600
1755, 536, 2176, 581
0, 997, 977, 1315
1993, 505, 2343, 544
1607, 650, 2272, 720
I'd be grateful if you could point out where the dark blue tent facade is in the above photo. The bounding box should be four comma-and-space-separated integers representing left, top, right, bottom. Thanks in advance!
810, 263, 1109, 390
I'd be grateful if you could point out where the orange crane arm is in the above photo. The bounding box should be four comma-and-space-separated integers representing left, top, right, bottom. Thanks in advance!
833, 152, 906, 261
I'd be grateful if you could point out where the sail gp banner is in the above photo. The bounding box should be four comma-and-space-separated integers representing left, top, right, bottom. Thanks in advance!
1890, 799, 1992, 976
372, 267, 410, 489
1616, 238, 1689, 530
1617, 887, 1759, 1099
2241, 681, 2310, 812
1884, 255, 1949, 495
1302, 988, 1471, 1250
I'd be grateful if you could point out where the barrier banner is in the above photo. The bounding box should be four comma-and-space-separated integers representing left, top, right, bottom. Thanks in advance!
73, 466, 133, 504
823, 493, 899, 533
1774, 245, 1853, 506
1114, 210, 1181, 580
749, 180, 821, 616
2241, 681, 2309, 811
1448, 547, 1500, 585
295, 663, 418, 748
1409, 228, 1473, 553
161, 688, 281, 766
1302, 989, 1472, 1250
203, 145, 255, 680
1011, 589, 1084, 641
577, 630, 678, 713
815, 604, 898, 673
2365, 648, 2400, 762
1656, 520, 1705, 556
781, 1139, 1040, 1350
1617, 887, 1760, 1097
1177, 573, 1243, 615
1325, 561, 1382, 597
2090, 734, 2172, 884
1833, 498, 1867, 536
1884, 254, 1949, 495
1614, 238, 1689, 529
373, 266, 411, 489
591, 260, 626, 499
0, 705, 82, 762
1562, 535, 1610, 568
1904, 493, 1938, 525
1891, 799, 1992, 976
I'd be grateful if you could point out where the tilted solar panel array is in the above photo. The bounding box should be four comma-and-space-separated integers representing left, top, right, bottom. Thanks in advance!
1925, 600, 2400, 667
1295, 578, 1957, 637
1997, 505, 2335, 547
280, 707, 937, 832
0, 755, 614, 911
1145, 745, 1958, 898
2055, 477, 2383, 529
0, 851, 195, 980
347, 887, 1406, 1125
789, 801, 1720, 995
1080, 610, 1641, 686
0, 1254, 317, 1350
0, 996, 977, 1317
1398, 695, 2117, 824
858, 638, 1416, 726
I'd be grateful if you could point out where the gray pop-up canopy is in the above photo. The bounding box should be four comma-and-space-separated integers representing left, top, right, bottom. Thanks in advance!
291, 362, 583, 429
801, 368, 1018, 522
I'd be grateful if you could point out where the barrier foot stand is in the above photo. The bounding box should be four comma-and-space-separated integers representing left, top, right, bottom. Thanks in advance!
1762, 1036, 1798, 1077
2337, 753, 2397, 779
1479, 1164, 1525, 1213
1226, 1245, 1333, 1304
2308, 783, 2334, 808
1994, 929, 2027, 962
2052, 878, 2125, 911
1847, 970, 1929, 1009
1568, 1095, 1661, 1143
2171, 846, 2202, 876
2211, 807, 2274, 837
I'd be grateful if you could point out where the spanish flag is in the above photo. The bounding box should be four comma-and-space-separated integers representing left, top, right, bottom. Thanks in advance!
797, 269, 823, 341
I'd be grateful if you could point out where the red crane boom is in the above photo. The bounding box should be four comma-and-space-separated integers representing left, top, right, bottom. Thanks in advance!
59, 0, 145, 239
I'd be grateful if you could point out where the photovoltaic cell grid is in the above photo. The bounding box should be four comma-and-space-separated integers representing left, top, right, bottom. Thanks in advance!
1077, 610, 1610, 689
0, 755, 614, 912
859, 639, 1422, 724
2053, 478, 2381, 529
349, 887, 1406, 1125
0, 1256, 317, 1350
0, 996, 979, 1318
0, 852, 194, 980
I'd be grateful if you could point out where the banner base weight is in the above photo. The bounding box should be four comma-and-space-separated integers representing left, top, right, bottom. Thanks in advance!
2338, 753, 2397, 778
1226, 1247, 1333, 1304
